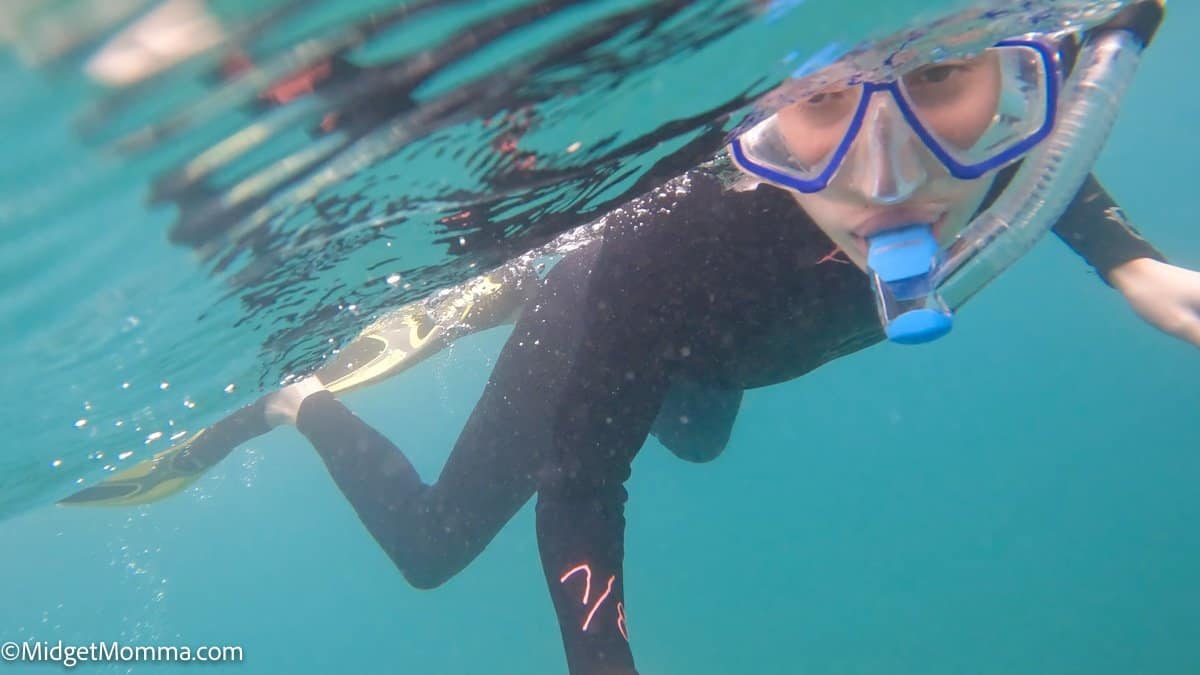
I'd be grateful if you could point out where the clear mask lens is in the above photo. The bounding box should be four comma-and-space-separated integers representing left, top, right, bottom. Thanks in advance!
731, 89, 863, 186
900, 43, 1052, 169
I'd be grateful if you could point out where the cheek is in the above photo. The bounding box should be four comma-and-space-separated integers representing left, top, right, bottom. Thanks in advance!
778, 108, 845, 166
936, 176, 996, 241
793, 193, 864, 262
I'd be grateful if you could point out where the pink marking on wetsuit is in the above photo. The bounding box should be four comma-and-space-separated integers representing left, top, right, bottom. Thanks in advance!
559, 564, 592, 605
816, 247, 851, 265
582, 575, 615, 632
560, 564, 620, 634
616, 602, 628, 641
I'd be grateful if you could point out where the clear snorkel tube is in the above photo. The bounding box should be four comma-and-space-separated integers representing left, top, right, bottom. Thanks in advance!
873, 1, 1164, 343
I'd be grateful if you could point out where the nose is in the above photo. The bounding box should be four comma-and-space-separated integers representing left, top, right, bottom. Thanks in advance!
838, 94, 928, 204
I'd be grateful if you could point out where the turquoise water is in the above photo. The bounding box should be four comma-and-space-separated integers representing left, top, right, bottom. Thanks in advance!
1, 1, 1198, 673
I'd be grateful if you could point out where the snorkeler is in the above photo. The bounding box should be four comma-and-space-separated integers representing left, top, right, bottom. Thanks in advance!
65, 3, 1196, 673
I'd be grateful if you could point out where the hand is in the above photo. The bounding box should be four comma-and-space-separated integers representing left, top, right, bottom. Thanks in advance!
1108, 257, 1200, 348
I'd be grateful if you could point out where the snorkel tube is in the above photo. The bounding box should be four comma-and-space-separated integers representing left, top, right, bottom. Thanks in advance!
872, 1, 1165, 343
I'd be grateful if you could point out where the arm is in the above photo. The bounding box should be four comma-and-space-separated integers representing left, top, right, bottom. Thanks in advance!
1051, 173, 1166, 284
1052, 175, 1200, 348
537, 312, 666, 675
534, 216, 680, 675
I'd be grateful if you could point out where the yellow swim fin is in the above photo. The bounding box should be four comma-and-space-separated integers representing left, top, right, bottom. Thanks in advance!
59, 265, 535, 507
58, 398, 271, 507
57, 430, 213, 506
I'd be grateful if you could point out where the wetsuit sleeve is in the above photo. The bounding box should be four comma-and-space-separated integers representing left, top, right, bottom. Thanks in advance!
1052, 174, 1167, 284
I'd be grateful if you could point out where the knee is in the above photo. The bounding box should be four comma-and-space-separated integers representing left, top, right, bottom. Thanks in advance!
384, 536, 464, 590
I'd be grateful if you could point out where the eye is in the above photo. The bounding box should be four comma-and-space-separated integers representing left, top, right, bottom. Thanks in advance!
917, 65, 956, 84
781, 87, 858, 130
901, 57, 990, 109
911, 63, 968, 86
805, 90, 847, 106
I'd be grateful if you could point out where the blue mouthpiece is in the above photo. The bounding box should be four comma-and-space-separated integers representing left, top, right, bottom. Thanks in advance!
867, 224, 939, 283
866, 224, 953, 345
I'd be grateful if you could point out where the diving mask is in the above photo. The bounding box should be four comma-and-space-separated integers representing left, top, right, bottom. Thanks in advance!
730, 1, 1163, 344
730, 38, 1060, 195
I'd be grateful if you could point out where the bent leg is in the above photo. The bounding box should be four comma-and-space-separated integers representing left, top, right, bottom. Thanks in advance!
296, 241, 602, 589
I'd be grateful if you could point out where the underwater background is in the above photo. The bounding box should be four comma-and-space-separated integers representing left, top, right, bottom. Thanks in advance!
0, 1, 1197, 673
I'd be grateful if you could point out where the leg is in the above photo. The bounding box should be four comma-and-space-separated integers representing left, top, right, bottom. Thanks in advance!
295, 241, 602, 589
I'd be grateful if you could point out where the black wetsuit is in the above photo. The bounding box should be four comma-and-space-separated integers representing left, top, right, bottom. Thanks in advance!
289, 167, 1163, 675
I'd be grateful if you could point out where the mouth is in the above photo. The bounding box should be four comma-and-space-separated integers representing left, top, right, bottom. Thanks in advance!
851, 211, 947, 256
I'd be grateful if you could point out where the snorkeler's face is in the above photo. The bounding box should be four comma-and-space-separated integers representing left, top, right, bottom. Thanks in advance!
780, 52, 1003, 268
